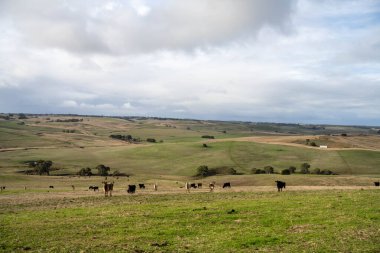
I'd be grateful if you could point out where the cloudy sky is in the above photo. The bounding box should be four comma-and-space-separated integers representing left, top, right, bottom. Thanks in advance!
0, 0, 379, 125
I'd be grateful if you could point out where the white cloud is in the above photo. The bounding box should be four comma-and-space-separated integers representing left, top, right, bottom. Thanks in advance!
0, 0, 379, 125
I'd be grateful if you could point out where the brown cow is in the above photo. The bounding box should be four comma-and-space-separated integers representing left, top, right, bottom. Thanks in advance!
102, 181, 114, 197
209, 182, 215, 192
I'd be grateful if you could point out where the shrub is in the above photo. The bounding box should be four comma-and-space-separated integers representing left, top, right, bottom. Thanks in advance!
264, 166, 274, 174
288, 166, 296, 173
310, 142, 317, 147
146, 138, 156, 143
18, 113, 28, 119
196, 165, 209, 177
281, 169, 291, 175
300, 163, 310, 174
203, 143, 208, 148
96, 164, 110, 176
26, 160, 53, 175
251, 168, 266, 174
201, 135, 214, 139
320, 169, 333, 175
78, 167, 92, 176
312, 168, 321, 174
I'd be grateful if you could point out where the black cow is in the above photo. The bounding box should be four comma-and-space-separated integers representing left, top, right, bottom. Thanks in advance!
138, 184, 145, 189
0, 186, 5, 191
190, 183, 197, 189
49, 186, 54, 189
374, 182, 380, 187
103, 181, 114, 197
89, 186, 99, 191
197, 183, 202, 188
275, 181, 286, 192
127, 185, 136, 194
222, 182, 231, 188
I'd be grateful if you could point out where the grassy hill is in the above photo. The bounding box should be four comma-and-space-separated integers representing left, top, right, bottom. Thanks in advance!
0, 114, 379, 179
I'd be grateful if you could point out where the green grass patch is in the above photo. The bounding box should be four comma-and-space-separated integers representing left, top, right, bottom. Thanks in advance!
0, 190, 379, 252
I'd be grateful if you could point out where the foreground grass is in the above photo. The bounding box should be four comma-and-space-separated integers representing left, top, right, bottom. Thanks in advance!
1, 190, 379, 252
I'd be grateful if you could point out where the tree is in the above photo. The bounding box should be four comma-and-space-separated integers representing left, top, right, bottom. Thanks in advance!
18, 113, 27, 119
251, 168, 265, 174
281, 169, 291, 175
196, 165, 209, 177
36, 160, 53, 175
264, 166, 274, 174
310, 142, 317, 147
96, 164, 110, 176
78, 167, 92, 176
300, 163, 310, 174
288, 166, 296, 174
227, 167, 237, 175
312, 168, 321, 174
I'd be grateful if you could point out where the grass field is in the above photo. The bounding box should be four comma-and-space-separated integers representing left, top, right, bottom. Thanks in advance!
1, 190, 379, 252
1, 115, 380, 252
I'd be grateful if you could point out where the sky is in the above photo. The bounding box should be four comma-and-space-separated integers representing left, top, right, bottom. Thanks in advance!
0, 0, 379, 125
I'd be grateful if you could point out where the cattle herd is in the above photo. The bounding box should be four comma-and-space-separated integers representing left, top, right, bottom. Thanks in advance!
0, 181, 379, 196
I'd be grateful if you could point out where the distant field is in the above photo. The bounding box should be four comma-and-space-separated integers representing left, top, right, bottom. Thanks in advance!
0, 116, 380, 178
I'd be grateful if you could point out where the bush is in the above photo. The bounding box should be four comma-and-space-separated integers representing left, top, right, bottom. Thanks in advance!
251, 168, 266, 174
201, 135, 214, 139
78, 167, 92, 176
96, 164, 110, 176
18, 113, 28, 119
264, 166, 274, 174
203, 143, 208, 148
320, 169, 334, 175
310, 142, 317, 147
300, 163, 310, 174
288, 166, 296, 173
26, 160, 53, 175
110, 134, 133, 142
146, 138, 156, 143
281, 169, 291, 175
312, 168, 321, 174
196, 165, 209, 177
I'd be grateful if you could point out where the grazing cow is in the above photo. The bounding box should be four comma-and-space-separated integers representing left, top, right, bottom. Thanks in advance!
127, 185, 136, 194
374, 182, 380, 187
222, 182, 231, 188
153, 184, 158, 191
190, 183, 197, 189
102, 181, 114, 197
275, 181, 286, 192
138, 184, 145, 189
89, 186, 99, 191
197, 183, 202, 189
49, 186, 54, 189
209, 182, 215, 192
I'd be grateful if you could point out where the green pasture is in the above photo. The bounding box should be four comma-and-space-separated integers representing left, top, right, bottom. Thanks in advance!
1, 190, 379, 252
1, 140, 380, 176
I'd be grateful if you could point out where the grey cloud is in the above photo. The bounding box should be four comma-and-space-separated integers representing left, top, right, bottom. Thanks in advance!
1, 0, 296, 55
